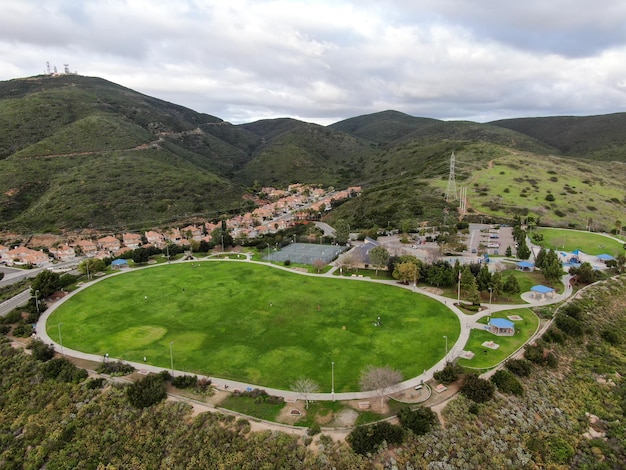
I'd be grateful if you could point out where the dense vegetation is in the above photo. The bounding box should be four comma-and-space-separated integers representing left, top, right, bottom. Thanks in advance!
1, 75, 625, 233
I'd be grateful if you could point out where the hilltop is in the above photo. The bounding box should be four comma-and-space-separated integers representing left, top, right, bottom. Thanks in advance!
1, 74, 625, 234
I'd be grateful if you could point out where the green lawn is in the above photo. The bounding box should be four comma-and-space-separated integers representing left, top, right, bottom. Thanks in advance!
534, 227, 625, 256
458, 308, 539, 369
47, 261, 460, 391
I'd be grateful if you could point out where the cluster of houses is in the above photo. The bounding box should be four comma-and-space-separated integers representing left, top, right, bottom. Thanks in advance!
0, 184, 361, 267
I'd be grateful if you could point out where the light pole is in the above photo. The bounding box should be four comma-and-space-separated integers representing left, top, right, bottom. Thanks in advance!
488, 287, 493, 322
331, 361, 335, 401
35, 290, 40, 315
169, 341, 174, 374
443, 335, 448, 361
457, 271, 461, 305
57, 323, 64, 355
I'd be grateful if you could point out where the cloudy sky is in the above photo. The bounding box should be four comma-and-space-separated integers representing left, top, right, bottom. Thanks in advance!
2, 0, 626, 125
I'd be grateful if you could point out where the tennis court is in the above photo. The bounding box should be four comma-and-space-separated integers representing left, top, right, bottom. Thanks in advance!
264, 242, 347, 264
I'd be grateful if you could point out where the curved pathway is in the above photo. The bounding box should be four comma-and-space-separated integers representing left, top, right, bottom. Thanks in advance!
36, 255, 574, 402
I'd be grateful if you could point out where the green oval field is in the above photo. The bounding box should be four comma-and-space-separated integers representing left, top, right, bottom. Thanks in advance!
47, 262, 460, 391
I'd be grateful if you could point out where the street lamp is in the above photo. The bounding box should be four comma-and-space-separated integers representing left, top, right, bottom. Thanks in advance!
443, 335, 448, 361
35, 290, 40, 315
457, 271, 461, 305
169, 341, 174, 374
57, 323, 64, 355
488, 287, 493, 322
331, 361, 335, 401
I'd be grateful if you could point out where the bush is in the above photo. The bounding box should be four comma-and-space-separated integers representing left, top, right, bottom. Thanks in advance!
524, 344, 546, 364
460, 374, 495, 403
561, 303, 583, 320
29, 339, 55, 361
307, 422, 321, 436
0, 324, 10, 335
284, 259, 291, 266
600, 329, 620, 345
433, 362, 463, 385
490, 370, 524, 396
12, 323, 33, 337
85, 377, 107, 389
505, 358, 533, 377
347, 421, 405, 455
127, 374, 167, 408
1, 309, 24, 324
543, 327, 566, 344
555, 314, 584, 337
195, 378, 212, 395
97, 361, 136, 376
171, 375, 198, 389
235, 388, 284, 405
42, 357, 88, 383
397, 406, 437, 435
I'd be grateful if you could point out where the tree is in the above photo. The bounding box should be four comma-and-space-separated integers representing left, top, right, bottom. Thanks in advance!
460, 266, 480, 304
393, 261, 420, 285
312, 258, 326, 274
369, 246, 390, 276
290, 378, 319, 409
490, 271, 504, 301
127, 374, 167, 408
78, 258, 106, 279
535, 247, 547, 269
334, 219, 350, 245
31, 270, 61, 298
505, 245, 512, 257
517, 238, 531, 260
347, 422, 404, 456
398, 406, 437, 435
615, 219, 623, 237
502, 273, 520, 300
433, 362, 463, 385
490, 369, 524, 396
476, 264, 492, 292
132, 248, 150, 264
460, 374, 495, 403
359, 365, 403, 407
542, 250, 563, 285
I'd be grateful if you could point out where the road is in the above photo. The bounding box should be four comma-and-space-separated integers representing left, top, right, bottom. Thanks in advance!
0, 289, 30, 317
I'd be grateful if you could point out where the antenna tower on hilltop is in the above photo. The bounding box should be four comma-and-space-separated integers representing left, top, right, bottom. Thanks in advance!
445, 151, 457, 202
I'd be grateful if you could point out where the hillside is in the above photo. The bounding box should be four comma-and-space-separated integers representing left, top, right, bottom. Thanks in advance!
1, 74, 626, 234
491, 113, 626, 161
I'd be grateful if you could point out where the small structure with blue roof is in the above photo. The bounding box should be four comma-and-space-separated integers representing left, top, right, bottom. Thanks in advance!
530, 284, 555, 299
597, 254, 614, 262
111, 258, 129, 269
516, 260, 535, 271
488, 318, 515, 336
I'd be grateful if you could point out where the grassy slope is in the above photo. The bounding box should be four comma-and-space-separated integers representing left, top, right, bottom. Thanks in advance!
453, 151, 626, 230
492, 113, 626, 161
534, 227, 625, 256
47, 262, 460, 391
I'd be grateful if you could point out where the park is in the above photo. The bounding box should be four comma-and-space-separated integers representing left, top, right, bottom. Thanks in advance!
46, 260, 460, 392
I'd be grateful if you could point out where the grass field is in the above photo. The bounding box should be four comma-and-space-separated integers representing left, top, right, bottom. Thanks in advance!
533, 227, 625, 256
458, 308, 539, 369
47, 261, 460, 391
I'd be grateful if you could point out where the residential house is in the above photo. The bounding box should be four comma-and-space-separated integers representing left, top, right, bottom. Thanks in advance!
181, 225, 203, 241
122, 233, 142, 249
145, 231, 165, 248
98, 235, 121, 252
50, 244, 76, 262
6, 246, 50, 266
76, 239, 98, 257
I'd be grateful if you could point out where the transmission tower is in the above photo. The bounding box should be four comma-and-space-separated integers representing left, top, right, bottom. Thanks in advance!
445, 151, 458, 202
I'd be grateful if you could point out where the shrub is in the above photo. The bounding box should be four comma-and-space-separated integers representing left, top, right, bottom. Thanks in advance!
555, 314, 584, 337
1, 309, 24, 324
524, 344, 546, 364
85, 377, 107, 389
42, 358, 88, 383
600, 329, 620, 345
0, 324, 10, 335
433, 362, 463, 385
347, 421, 405, 455
397, 406, 437, 435
543, 327, 566, 344
308, 422, 321, 436
284, 259, 291, 266
29, 339, 55, 362
545, 194, 555, 202
561, 303, 583, 320
460, 374, 495, 403
490, 370, 524, 396
12, 323, 33, 337
195, 378, 213, 394
171, 375, 198, 389
505, 358, 533, 377
97, 361, 136, 376
127, 374, 167, 408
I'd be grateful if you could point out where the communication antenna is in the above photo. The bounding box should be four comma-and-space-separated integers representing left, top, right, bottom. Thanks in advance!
459, 186, 467, 217
445, 151, 458, 202
64, 64, 70, 74
53, 65, 58, 74
46, 62, 51, 74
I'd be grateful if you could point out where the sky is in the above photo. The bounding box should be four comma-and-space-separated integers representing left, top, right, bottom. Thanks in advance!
2, 0, 626, 125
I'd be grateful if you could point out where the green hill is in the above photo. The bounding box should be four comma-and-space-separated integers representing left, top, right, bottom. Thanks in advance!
491, 113, 626, 161
1, 74, 625, 234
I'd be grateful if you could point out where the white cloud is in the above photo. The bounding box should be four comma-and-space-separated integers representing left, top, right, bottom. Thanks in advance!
2, 0, 626, 124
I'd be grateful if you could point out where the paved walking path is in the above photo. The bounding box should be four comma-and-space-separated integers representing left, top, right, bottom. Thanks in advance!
35, 255, 575, 402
